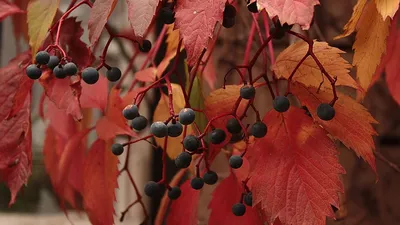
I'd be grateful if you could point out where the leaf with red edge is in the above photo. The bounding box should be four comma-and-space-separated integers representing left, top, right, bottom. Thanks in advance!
126, 0, 159, 38
40, 76, 83, 121
80, 75, 108, 110
0, 0, 24, 22
174, 0, 225, 65
0, 95, 31, 206
134, 67, 157, 82
166, 180, 200, 225
249, 107, 344, 225
96, 88, 136, 140
208, 173, 264, 225
292, 83, 378, 171
0, 51, 30, 122
8, 76, 34, 119
258, 0, 320, 30
83, 139, 118, 225
385, 29, 400, 104
88, 0, 117, 47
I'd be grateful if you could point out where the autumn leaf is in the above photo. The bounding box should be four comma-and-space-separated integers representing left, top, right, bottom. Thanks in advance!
0, 51, 30, 122
166, 180, 200, 225
385, 29, 400, 104
334, 0, 367, 39
353, 1, 390, 91
96, 88, 136, 140
83, 139, 118, 225
27, 0, 60, 57
273, 41, 360, 90
208, 173, 264, 225
166, 24, 181, 55
88, 0, 117, 47
134, 67, 157, 83
40, 76, 83, 121
174, 0, 225, 65
292, 83, 378, 170
188, 75, 208, 132
11, 0, 29, 43
0, 0, 24, 22
44, 98, 78, 140
250, 107, 344, 225
258, 0, 320, 30
80, 75, 108, 110
126, 0, 160, 38
8, 76, 34, 119
375, 0, 400, 19
154, 83, 193, 159
0, 96, 31, 206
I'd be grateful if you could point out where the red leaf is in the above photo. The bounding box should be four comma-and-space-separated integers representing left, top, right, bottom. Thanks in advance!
11, 0, 29, 43
134, 67, 157, 82
166, 180, 200, 225
208, 173, 264, 225
126, 0, 159, 38
249, 107, 344, 225
40, 76, 83, 121
96, 88, 136, 140
80, 74, 108, 110
0, 51, 30, 122
174, 0, 225, 65
292, 83, 378, 171
83, 139, 118, 225
385, 29, 400, 104
0, 0, 24, 22
44, 98, 78, 140
8, 76, 34, 119
88, 0, 117, 47
0, 95, 31, 206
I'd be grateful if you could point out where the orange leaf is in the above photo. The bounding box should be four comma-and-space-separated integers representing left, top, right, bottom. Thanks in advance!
166, 24, 182, 55
83, 139, 118, 225
353, 1, 391, 91
273, 41, 360, 91
292, 83, 378, 171
334, 0, 368, 39
134, 67, 157, 82
96, 88, 136, 140
153, 83, 192, 159
375, 0, 400, 19
250, 107, 344, 225
27, 0, 60, 57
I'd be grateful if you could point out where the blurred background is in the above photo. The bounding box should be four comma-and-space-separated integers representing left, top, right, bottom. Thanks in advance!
1, 0, 400, 224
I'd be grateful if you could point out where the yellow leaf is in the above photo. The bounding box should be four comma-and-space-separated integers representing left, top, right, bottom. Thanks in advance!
272, 41, 360, 90
153, 83, 193, 159
375, 0, 400, 19
335, 0, 368, 39
27, 0, 60, 58
353, 1, 390, 91
166, 24, 181, 55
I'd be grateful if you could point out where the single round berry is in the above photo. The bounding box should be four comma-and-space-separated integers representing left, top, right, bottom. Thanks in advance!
203, 171, 218, 185
82, 67, 99, 84
46, 56, 60, 69
175, 152, 192, 168
210, 129, 226, 145
317, 103, 335, 121
106, 67, 121, 82
240, 85, 256, 100
244, 192, 253, 206
247, 1, 258, 13
111, 143, 124, 156
222, 17, 235, 28
273, 96, 290, 112
123, 104, 139, 120
131, 116, 148, 131
160, 7, 175, 24
144, 181, 160, 197
232, 203, 246, 216
35, 51, 50, 65
229, 155, 243, 169
150, 121, 168, 138
224, 4, 237, 18
63, 62, 78, 76
26, 64, 42, 79
226, 118, 242, 134
53, 65, 67, 79
168, 122, 183, 137
183, 135, 201, 152
168, 187, 181, 200
139, 40, 152, 53
251, 121, 267, 138
191, 177, 204, 190
179, 108, 195, 125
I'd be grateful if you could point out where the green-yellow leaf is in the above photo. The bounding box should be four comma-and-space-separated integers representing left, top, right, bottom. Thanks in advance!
27, 0, 60, 58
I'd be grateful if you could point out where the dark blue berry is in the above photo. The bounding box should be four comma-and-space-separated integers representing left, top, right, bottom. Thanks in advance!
82, 67, 99, 84
191, 177, 204, 190
111, 143, 124, 156
273, 96, 290, 112
53, 65, 66, 79
47, 56, 60, 69
210, 129, 226, 145
232, 203, 246, 216
317, 103, 335, 121
179, 108, 195, 125
183, 135, 201, 152
139, 40, 152, 53
175, 152, 192, 168
226, 118, 242, 134
150, 121, 168, 138
106, 67, 121, 82
35, 51, 50, 65
26, 64, 42, 79
229, 155, 243, 169
240, 85, 256, 99
168, 122, 183, 137
168, 187, 181, 200
144, 181, 160, 197
63, 62, 78, 76
203, 171, 218, 185
131, 116, 148, 131
123, 104, 139, 120
251, 121, 267, 138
